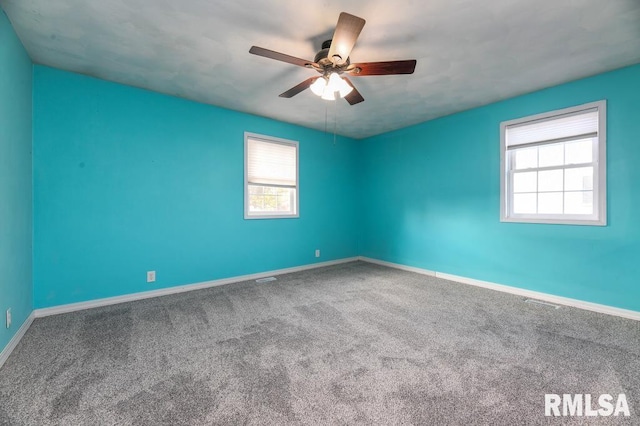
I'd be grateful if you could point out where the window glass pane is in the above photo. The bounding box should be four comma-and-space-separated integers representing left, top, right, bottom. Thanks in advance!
538, 192, 563, 214
538, 143, 564, 167
514, 147, 537, 170
565, 167, 593, 191
564, 191, 593, 215
248, 185, 295, 214
513, 193, 537, 214
565, 139, 593, 165
277, 188, 293, 211
513, 171, 537, 193
538, 169, 563, 192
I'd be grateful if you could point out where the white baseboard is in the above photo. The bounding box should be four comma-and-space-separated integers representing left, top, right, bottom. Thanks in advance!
0, 312, 35, 370
358, 256, 640, 321
359, 256, 437, 277
34, 257, 360, 318
26, 253, 639, 331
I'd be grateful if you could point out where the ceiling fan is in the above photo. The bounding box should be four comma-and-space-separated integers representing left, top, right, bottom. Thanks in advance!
249, 12, 417, 105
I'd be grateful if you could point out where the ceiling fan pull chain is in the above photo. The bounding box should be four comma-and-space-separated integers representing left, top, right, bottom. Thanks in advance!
325, 104, 328, 134
334, 99, 337, 145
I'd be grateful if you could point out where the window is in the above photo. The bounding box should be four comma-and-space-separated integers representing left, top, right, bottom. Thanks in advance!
500, 101, 606, 225
244, 132, 299, 219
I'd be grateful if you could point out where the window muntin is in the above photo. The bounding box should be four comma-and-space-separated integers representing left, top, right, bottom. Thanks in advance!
244, 133, 299, 219
500, 101, 606, 225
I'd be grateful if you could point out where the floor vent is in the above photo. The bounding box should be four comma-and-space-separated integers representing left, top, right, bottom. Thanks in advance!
256, 277, 277, 283
525, 298, 560, 309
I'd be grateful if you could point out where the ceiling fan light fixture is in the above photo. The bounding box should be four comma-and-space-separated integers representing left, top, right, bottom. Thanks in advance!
327, 72, 342, 92
310, 77, 327, 96
312, 72, 352, 100
338, 78, 353, 98
321, 86, 336, 100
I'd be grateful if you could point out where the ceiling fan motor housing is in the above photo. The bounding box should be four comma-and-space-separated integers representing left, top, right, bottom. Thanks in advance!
314, 40, 350, 70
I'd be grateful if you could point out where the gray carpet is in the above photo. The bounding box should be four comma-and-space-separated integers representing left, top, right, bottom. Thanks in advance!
0, 261, 638, 425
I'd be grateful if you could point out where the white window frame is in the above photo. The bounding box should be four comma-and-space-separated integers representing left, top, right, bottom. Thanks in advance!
500, 100, 607, 226
244, 132, 299, 220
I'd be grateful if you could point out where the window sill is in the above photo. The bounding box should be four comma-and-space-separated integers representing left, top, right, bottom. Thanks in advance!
500, 216, 606, 226
244, 213, 300, 220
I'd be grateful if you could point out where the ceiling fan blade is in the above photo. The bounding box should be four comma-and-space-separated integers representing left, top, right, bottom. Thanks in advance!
349, 60, 417, 76
279, 77, 319, 98
249, 46, 314, 68
327, 12, 366, 66
342, 77, 364, 105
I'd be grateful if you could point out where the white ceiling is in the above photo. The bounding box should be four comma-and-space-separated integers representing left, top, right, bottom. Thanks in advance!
2, 0, 640, 139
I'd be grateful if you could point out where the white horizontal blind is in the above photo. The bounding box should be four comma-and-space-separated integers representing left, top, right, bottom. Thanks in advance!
247, 138, 297, 187
506, 109, 598, 148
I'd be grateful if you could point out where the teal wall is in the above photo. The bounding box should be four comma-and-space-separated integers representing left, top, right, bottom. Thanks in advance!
0, 11, 33, 351
33, 66, 359, 308
360, 64, 640, 311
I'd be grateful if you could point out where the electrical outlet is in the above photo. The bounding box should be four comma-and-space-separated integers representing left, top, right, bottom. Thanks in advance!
6, 308, 11, 329
147, 271, 156, 283
315, 249, 320, 258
